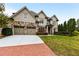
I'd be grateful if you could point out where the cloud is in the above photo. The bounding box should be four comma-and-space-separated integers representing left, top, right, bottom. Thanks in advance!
4, 8, 16, 16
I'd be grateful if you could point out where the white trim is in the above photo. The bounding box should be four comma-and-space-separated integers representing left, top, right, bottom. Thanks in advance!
12, 26, 14, 35
0, 28, 2, 35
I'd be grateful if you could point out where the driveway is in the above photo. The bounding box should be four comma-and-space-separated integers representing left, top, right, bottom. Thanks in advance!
0, 35, 55, 56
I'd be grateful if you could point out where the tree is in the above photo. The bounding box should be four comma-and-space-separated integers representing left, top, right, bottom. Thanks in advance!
58, 24, 61, 31
0, 3, 13, 28
63, 21, 67, 32
67, 18, 76, 35
61, 24, 64, 31
0, 13, 11, 28
0, 3, 5, 13
58, 24, 64, 32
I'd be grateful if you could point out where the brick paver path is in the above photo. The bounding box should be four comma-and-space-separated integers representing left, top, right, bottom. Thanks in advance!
0, 43, 55, 56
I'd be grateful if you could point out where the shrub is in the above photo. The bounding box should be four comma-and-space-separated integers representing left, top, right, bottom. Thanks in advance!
54, 31, 69, 36
1, 28, 13, 36
36, 32, 48, 35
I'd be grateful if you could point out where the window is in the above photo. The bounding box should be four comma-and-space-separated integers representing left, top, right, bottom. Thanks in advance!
23, 13, 27, 18
21, 13, 27, 20
40, 20, 43, 23
38, 27, 45, 32
38, 18, 44, 24
50, 21, 52, 24
53, 21, 56, 25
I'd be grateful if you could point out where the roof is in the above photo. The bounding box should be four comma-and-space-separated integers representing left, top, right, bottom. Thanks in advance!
10, 6, 58, 22
10, 6, 36, 20
10, 6, 26, 18
51, 15, 59, 21
30, 11, 37, 16
38, 10, 47, 17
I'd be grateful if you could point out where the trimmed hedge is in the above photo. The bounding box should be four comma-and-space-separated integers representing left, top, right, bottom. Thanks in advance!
2, 28, 13, 36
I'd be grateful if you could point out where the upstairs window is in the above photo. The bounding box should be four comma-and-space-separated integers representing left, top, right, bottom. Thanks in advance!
39, 18, 44, 24
51, 21, 56, 25
21, 13, 27, 20
23, 13, 27, 19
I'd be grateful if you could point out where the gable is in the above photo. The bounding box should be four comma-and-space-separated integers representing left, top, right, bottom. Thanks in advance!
38, 11, 47, 18
51, 17, 57, 21
38, 13, 46, 18
37, 11, 47, 26
50, 15, 58, 26
11, 7, 36, 23
51, 15, 59, 21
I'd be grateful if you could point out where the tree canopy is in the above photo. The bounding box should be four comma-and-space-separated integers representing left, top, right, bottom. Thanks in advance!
58, 18, 76, 35
0, 13, 10, 28
0, 3, 5, 13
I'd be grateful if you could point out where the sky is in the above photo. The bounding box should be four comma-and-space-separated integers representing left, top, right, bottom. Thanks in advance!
4, 3, 79, 24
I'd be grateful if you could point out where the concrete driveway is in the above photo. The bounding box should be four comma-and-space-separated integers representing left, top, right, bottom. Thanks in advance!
0, 35, 55, 56
0, 35, 44, 47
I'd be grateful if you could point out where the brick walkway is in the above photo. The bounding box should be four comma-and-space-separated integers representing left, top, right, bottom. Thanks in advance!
0, 43, 55, 56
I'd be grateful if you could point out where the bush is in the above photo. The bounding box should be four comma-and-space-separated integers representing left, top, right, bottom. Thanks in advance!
1, 28, 13, 36
54, 31, 69, 35
36, 32, 48, 35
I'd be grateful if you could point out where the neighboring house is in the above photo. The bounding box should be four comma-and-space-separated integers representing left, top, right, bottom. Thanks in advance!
9, 6, 58, 35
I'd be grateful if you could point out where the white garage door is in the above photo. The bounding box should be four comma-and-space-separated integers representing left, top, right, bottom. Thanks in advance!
14, 26, 25, 35
27, 27, 36, 35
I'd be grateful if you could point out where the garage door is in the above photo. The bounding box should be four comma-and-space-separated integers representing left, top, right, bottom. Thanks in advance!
14, 26, 25, 35
27, 27, 36, 35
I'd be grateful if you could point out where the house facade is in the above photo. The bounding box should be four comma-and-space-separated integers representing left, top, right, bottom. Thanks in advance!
9, 6, 58, 35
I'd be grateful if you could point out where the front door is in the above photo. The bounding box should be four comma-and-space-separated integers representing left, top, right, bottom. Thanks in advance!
48, 27, 52, 34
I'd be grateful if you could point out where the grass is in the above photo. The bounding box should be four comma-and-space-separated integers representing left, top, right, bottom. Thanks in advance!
40, 31, 79, 56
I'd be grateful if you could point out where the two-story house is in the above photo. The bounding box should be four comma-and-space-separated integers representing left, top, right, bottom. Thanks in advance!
9, 6, 58, 35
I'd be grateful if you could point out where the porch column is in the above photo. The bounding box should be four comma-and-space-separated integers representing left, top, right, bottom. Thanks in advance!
36, 25, 38, 33
12, 25, 14, 35
46, 26, 48, 34
52, 27, 54, 34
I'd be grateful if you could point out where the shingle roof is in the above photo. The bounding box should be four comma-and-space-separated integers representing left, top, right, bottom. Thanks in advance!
10, 6, 59, 22
52, 15, 59, 21
10, 6, 27, 18
30, 11, 37, 16
38, 10, 47, 17
10, 6, 36, 20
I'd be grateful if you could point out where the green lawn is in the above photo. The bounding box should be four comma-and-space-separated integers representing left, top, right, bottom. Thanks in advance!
40, 32, 79, 56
